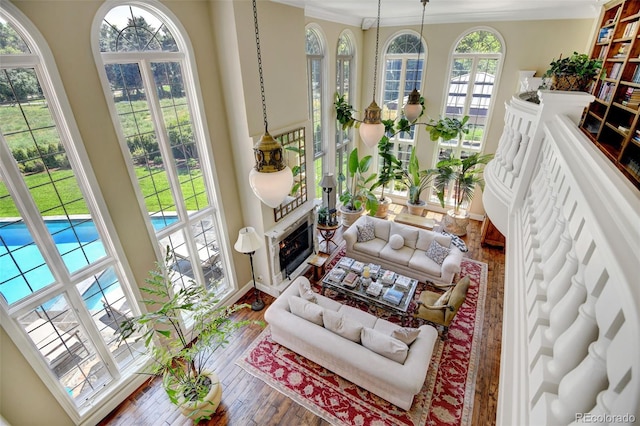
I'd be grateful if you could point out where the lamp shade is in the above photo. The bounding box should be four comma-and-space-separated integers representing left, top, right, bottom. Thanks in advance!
234, 226, 263, 254
359, 100, 385, 148
319, 173, 337, 190
249, 166, 294, 208
404, 87, 423, 122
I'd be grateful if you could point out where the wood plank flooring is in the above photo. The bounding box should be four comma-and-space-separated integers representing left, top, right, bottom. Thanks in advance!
98, 206, 505, 426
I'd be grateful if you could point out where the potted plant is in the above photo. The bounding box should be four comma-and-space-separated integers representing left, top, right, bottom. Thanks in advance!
397, 146, 435, 215
338, 148, 379, 227
543, 51, 603, 91
425, 115, 470, 142
433, 152, 493, 236
119, 250, 262, 423
370, 118, 407, 218
317, 206, 329, 226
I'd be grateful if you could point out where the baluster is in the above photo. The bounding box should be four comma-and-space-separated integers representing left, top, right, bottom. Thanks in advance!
504, 131, 523, 170
544, 270, 587, 345
537, 251, 578, 316
512, 134, 530, 177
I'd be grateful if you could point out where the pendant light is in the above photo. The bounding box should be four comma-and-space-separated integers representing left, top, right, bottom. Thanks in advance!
403, 0, 428, 123
359, 0, 385, 148
248, 0, 293, 208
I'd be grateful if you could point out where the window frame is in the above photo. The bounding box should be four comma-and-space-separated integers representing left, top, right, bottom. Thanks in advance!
335, 30, 356, 196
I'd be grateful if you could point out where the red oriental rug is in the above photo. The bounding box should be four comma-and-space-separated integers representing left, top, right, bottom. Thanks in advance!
236, 256, 487, 426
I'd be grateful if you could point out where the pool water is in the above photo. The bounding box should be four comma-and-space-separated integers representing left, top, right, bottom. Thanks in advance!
0, 216, 177, 306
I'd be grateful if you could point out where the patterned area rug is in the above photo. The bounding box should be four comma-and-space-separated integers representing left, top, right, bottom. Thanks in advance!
236, 254, 487, 426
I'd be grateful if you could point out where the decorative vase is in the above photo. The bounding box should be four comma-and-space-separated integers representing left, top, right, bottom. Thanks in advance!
406, 200, 426, 216
177, 371, 223, 422
375, 197, 392, 218
443, 209, 470, 236
340, 205, 364, 228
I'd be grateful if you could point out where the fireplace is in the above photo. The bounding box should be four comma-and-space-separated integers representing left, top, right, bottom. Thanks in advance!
278, 221, 314, 279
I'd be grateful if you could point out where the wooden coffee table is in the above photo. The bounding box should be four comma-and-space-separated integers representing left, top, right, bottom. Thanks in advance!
321, 258, 419, 324
394, 213, 435, 230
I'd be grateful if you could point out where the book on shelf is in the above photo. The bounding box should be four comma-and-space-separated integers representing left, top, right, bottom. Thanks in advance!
328, 267, 346, 283
366, 281, 383, 297
383, 288, 404, 305
338, 257, 354, 269
380, 270, 396, 285
631, 65, 640, 84
623, 21, 639, 38
350, 261, 365, 274
610, 63, 622, 80
342, 271, 358, 288
394, 275, 413, 289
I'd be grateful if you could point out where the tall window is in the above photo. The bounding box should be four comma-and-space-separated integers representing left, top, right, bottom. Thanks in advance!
433, 29, 503, 205
335, 32, 354, 196
0, 5, 141, 416
97, 4, 229, 304
381, 33, 425, 169
306, 26, 326, 197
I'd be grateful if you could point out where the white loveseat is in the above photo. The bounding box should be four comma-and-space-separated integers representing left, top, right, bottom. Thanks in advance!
264, 276, 439, 410
343, 215, 463, 285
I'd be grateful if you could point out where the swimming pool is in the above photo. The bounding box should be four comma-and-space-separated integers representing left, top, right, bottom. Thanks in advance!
0, 216, 177, 306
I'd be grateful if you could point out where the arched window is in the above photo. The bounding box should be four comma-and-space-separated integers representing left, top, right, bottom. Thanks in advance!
0, 4, 140, 417
335, 31, 355, 195
95, 4, 230, 304
306, 26, 326, 197
381, 32, 426, 168
433, 29, 503, 205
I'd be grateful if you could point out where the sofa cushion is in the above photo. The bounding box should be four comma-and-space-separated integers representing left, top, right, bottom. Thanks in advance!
356, 219, 376, 242
426, 239, 450, 265
390, 222, 419, 249
392, 327, 421, 345
408, 251, 442, 277
373, 218, 391, 240
416, 229, 435, 251
315, 294, 343, 311
338, 305, 378, 328
380, 244, 413, 266
361, 328, 409, 364
297, 277, 317, 303
323, 310, 363, 343
389, 234, 404, 250
289, 296, 324, 326
354, 238, 387, 258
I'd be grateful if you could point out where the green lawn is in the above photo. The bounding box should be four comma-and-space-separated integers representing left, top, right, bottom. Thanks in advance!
0, 166, 205, 218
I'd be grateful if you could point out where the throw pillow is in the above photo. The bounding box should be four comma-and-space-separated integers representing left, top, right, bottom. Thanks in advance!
361, 327, 409, 364
426, 239, 450, 265
388, 234, 404, 250
323, 310, 363, 343
356, 220, 375, 242
391, 327, 421, 345
434, 286, 454, 306
288, 296, 324, 326
297, 277, 317, 303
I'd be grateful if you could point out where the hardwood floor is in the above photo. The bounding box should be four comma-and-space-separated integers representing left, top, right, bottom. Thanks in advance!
98, 206, 505, 426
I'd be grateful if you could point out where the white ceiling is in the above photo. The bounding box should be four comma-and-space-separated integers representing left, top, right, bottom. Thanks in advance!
272, 0, 605, 28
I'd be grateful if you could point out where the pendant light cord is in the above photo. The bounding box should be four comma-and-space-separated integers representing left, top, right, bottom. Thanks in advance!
252, 0, 269, 134
372, 0, 381, 102
414, 0, 428, 91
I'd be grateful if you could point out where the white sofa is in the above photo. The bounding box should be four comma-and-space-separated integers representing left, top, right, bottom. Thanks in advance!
343, 215, 463, 285
264, 276, 439, 410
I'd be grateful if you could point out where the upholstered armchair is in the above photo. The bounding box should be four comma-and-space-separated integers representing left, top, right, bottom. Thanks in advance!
414, 276, 471, 339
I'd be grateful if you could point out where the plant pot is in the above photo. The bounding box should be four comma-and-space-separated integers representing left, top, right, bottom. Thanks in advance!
551, 74, 591, 92
176, 371, 222, 422
375, 197, 392, 218
340, 205, 364, 228
406, 200, 426, 216
443, 209, 470, 236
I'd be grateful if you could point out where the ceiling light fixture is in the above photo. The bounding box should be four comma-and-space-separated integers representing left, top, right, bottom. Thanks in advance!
358, 0, 385, 148
248, 0, 293, 208
404, 0, 428, 122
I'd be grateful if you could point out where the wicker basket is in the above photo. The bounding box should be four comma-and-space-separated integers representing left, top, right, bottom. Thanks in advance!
550, 74, 591, 92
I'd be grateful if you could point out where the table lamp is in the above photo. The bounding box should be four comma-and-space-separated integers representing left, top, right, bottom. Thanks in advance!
234, 226, 264, 311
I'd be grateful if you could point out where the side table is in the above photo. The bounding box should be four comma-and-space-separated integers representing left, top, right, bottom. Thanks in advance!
317, 223, 340, 254
307, 254, 328, 281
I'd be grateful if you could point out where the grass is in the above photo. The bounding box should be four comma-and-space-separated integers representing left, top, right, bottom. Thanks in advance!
0, 166, 205, 218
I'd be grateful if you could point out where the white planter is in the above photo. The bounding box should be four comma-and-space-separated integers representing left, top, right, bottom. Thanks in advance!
443, 209, 470, 236
375, 197, 392, 218
340, 206, 364, 228
406, 200, 426, 216
175, 371, 223, 422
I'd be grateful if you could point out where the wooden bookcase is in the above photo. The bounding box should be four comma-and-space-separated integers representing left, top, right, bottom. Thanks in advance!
580, 0, 640, 189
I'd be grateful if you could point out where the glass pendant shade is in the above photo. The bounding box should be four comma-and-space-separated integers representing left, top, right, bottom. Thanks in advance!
359, 100, 385, 148
249, 131, 293, 208
404, 88, 422, 122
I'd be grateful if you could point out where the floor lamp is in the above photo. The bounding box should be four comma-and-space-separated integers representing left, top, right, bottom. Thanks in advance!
234, 226, 264, 311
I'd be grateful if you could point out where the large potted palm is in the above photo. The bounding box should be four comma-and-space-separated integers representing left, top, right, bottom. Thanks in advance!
433, 152, 493, 236
338, 148, 378, 227
120, 250, 262, 423
370, 118, 405, 218
397, 146, 435, 215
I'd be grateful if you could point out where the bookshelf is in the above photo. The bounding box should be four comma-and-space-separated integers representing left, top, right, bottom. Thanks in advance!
580, 0, 640, 188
